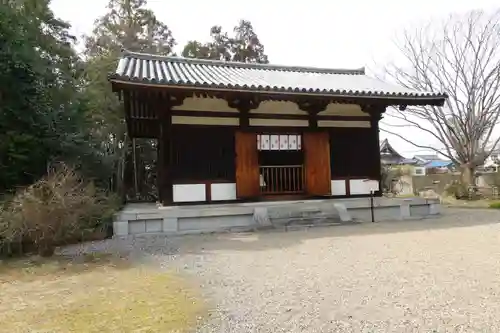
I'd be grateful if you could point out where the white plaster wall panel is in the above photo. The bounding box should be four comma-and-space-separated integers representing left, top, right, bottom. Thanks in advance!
249, 118, 309, 127
250, 100, 308, 115
172, 97, 238, 112
365, 180, 380, 193
211, 183, 237, 201
331, 180, 347, 195
349, 179, 369, 195
349, 179, 379, 195
319, 104, 367, 116
173, 184, 206, 202
318, 120, 371, 128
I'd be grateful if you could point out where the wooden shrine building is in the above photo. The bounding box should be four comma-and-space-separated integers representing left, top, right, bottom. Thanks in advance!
109, 50, 446, 206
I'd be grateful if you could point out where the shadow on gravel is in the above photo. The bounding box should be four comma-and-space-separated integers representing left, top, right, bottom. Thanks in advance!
173, 208, 500, 254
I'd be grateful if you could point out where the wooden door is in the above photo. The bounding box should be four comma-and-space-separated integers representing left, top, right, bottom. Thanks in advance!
235, 131, 260, 199
303, 131, 331, 196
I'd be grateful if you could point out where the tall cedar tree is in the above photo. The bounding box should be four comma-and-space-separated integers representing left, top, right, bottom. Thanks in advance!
182, 20, 269, 63
83, 0, 176, 198
85, 0, 175, 56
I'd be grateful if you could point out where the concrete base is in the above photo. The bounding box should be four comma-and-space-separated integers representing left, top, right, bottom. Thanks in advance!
113, 197, 441, 237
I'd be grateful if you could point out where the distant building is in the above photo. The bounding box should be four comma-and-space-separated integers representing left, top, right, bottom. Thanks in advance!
379, 140, 453, 175
380, 139, 404, 165
412, 154, 453, 173
483, 149, 500, 172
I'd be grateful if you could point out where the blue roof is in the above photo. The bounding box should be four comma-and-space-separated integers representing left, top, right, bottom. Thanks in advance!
425, 160, 453, 168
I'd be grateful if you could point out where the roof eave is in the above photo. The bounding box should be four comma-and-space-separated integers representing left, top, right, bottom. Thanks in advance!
109, 78, 447, 106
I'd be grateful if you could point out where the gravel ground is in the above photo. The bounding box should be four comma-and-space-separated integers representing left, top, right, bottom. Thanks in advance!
61, 208, 500, 332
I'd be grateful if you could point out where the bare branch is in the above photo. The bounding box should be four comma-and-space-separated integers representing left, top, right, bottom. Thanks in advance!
383, 8, 500, 172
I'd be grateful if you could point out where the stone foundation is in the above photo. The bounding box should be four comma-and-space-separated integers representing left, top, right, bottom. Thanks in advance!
113, 197, 441, 236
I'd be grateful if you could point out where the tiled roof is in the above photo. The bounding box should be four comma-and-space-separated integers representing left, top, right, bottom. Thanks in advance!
110, 50, 447, 103
380, 139, 402, 156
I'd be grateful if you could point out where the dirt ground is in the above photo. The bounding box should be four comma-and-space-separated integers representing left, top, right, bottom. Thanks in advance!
0, 254, 205, 333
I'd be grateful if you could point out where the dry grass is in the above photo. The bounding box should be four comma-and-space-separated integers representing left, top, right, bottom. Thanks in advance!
0, 253, 206, 333
440, 196, 494, 208
0, 165, 119, 256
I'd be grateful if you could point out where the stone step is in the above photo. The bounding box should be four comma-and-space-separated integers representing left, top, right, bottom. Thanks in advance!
252, 203, 352, 229
269, 211, 342, 226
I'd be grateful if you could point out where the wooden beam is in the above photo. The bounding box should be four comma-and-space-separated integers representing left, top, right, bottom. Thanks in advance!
168, 109, 370, 121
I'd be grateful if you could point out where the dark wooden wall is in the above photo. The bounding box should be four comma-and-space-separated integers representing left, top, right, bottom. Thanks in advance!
329, 127, 380, 179
170, 125, 236, 183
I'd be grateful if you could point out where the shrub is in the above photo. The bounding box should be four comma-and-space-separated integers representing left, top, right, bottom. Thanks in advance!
0, 165, 120, 257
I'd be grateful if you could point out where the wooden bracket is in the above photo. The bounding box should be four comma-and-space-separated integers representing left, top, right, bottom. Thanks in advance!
228, 96, 262, 111
297, 99, 330, 114
167, 93, 188, 108
361, 104, 386, 122
297, 99, 330, 129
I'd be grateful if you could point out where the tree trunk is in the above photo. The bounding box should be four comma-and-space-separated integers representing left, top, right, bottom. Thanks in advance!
460, 165, 476, 187
116, 133, 129, 203
37, 238, 55, 257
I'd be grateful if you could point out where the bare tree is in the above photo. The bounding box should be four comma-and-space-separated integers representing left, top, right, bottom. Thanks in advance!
382, 9, 500, 185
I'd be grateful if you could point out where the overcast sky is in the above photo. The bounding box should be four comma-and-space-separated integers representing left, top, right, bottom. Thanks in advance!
51, 0, 499, 158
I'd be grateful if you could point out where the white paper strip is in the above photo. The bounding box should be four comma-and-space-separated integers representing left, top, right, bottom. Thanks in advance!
270, 135, 279, 150
261, 134, 270, 150
279, 135, 288, 150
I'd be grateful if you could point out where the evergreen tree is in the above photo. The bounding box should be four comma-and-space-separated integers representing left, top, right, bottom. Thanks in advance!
182, 20, 269, 63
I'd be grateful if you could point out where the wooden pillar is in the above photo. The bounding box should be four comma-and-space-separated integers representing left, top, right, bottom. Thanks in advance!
230, 96, 260, 129
157, 100, 172, 205
156, 93, 188, 205
239, 107, 250, 129
157, 94, 187, 205
364, 105, 385, 196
